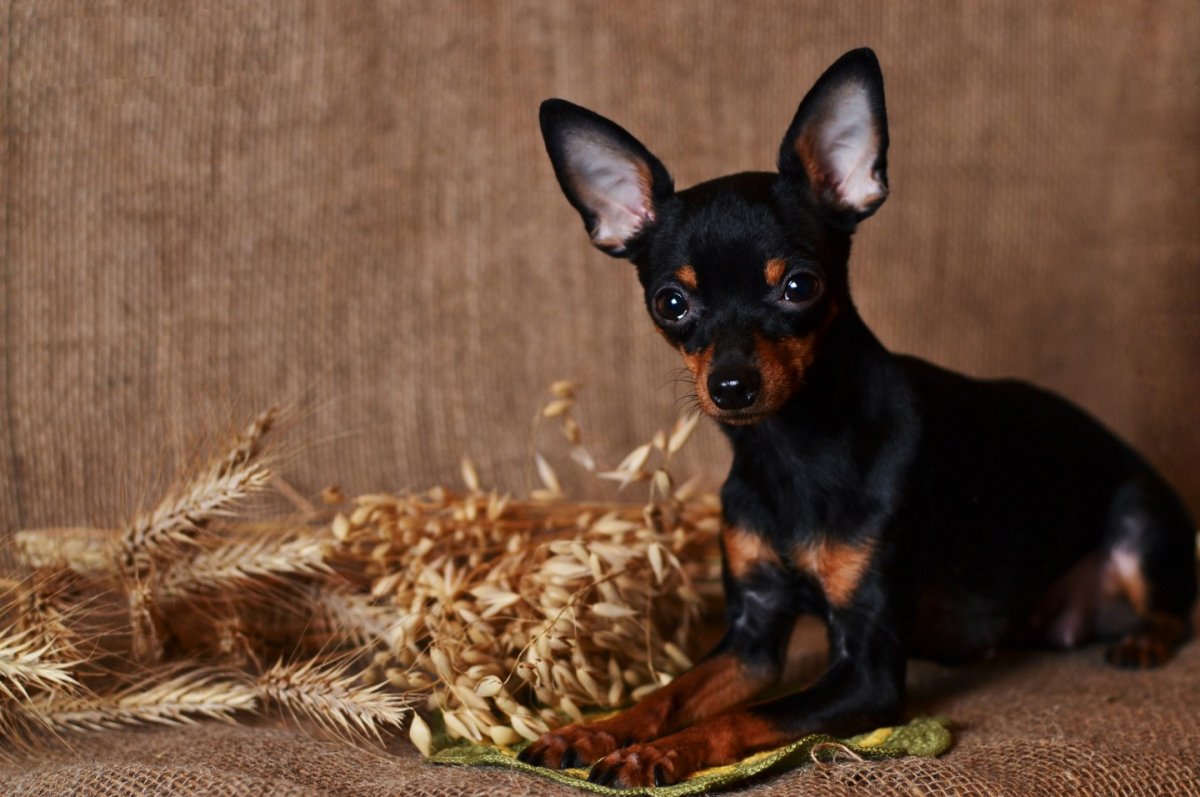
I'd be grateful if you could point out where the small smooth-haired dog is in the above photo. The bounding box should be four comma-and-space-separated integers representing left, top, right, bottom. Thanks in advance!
519, 48, 1196, 788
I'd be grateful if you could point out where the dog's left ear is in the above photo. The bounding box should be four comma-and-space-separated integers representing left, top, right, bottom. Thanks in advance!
778, 48, 889, 225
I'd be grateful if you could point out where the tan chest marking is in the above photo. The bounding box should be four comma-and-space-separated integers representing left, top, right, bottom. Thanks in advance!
792, 538, 877, 607
722, 526, 782, 580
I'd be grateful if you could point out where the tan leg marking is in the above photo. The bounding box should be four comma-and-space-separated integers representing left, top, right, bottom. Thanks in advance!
519, 652, 776, 770
1103, 547, 1189, 668
590, 710, 789, 788
1106, 547, 1148, 614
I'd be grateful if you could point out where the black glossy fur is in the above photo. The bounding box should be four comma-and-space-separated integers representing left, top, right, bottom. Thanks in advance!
521, 49, 1196, 788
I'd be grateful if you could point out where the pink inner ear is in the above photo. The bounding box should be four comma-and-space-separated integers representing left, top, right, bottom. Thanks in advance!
799, 83, 887, 214
565, 136, 655, 249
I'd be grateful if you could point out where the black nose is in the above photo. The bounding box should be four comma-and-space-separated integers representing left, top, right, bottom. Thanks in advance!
707, 366, 761, 411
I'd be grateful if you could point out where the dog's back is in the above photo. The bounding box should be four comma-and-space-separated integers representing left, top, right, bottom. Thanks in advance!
890, 355, 1196, 663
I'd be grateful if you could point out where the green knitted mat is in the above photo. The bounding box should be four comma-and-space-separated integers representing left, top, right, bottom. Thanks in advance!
428, 716, 952, 796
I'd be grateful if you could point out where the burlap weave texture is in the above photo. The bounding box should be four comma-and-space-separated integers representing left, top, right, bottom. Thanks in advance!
4, 626, 1199, 796
2, 0, 1198, 533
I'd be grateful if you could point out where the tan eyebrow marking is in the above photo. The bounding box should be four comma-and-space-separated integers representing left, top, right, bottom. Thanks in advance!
675, 265, 698, 290
764, 258, 787, 286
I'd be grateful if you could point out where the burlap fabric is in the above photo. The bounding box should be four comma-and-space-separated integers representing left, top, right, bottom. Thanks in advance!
2, 1, 1199, 794
3, 613, 1199, 796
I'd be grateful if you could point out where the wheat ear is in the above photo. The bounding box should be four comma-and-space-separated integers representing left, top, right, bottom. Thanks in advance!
30, 668, 259, 733
0, 625, 83, 703
257, 656, 411, 746
158, 532, 332, 600
119, 408, 279, 574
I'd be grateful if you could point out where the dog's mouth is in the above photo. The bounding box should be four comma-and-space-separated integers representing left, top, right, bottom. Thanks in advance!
701, 403, 777, 426
713, 410, 770, 426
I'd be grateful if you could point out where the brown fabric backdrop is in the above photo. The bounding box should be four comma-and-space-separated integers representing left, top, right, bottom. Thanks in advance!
2, 2, 1199, 795
2, 1, 1198, 534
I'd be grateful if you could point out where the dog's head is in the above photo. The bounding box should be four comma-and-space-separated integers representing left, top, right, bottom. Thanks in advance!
540, 49, 889, 425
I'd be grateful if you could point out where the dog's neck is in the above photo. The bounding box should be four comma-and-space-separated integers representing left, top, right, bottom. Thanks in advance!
718, 310, 916, 544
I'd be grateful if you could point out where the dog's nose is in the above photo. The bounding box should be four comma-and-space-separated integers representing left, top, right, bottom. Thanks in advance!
707, 366, 761, 411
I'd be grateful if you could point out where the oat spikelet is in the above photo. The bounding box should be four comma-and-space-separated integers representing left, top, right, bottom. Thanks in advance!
119, 408, 279, 574
258, 657, 411, 745
32, 669, 258, 733
331, 477, 719, 748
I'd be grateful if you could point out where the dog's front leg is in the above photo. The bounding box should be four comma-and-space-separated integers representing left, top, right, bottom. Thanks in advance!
586, 606, 905, 788
518, 525, 799, 770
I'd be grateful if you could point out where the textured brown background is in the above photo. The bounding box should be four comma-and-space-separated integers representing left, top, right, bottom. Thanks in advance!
2, 1, 1199, 794
2, 0, 1198, 534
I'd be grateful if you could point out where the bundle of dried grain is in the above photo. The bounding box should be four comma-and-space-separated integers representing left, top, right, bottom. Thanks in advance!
4, 386, 723, 756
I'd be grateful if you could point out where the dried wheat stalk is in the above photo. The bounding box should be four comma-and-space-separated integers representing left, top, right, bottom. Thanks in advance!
0, 625, 82, 703
30, 668, 259, 733
257, 657, 411, 746
119, 408, 279, 576
116, 409, 282, 664
157, 531, 331, 600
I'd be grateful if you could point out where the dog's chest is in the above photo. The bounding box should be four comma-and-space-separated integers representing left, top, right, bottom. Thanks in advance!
791, 537, 877, 607
722, 526, 876, 608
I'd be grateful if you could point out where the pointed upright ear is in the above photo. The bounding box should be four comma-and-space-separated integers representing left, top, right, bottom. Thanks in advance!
539, 99, 674, 258
778, 48, 889, 225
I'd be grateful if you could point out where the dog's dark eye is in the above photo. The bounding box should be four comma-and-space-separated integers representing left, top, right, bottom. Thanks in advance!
654, 288, 690, 322
782, 272, 821, 304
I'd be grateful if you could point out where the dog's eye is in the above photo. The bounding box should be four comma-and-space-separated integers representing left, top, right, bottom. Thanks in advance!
782, 272, 821, 304
654, 288, 690, 322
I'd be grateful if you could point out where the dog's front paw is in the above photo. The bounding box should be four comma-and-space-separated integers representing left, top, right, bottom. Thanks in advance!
1105, 632, 1170, 669
517, 723, 622, 770
1104, 615, 1187, 669
587, 741, 702, 789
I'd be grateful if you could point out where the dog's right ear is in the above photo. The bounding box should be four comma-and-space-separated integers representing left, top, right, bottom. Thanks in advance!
539, 99, 674, 258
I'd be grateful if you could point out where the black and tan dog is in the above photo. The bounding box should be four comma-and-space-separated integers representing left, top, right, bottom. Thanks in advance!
520, 48, 1196, 788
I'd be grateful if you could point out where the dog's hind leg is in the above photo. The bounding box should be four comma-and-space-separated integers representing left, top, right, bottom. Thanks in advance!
1102, 475, 1197, 668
